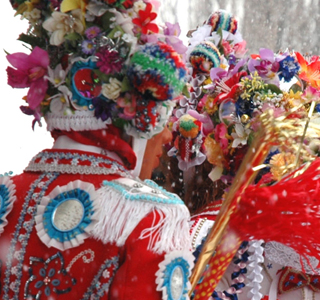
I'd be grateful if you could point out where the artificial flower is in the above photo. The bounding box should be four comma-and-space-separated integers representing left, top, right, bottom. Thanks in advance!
214, 123, 229, 154
49, 85, 72, 114
269, 152, 296, 181
296, 51, 320, 89
92, 97, 114, 121
6, 46, 49, 110
42, 9, 84, 46
85, 26, 102, 39
132, 2, 159, 34
81, 40, 96, 54
108, 8, 134, 34
45, 64, 68, 87
101, 78, 122, 100
278, 54, 300, 82
60, 0, 88, 13
231, 122, 251, 148
163, 22, 187, 55
233, 40, 248, 58
96, 46, 123, 74
117, 92, 136, 119
248, 48, 284, 85
133, 0, 146, 13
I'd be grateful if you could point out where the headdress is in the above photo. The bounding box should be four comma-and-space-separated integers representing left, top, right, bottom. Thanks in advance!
169, 8, 320, 190
6, 0, 187, 174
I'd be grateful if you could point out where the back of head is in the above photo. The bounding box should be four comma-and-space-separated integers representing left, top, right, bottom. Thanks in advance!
7, 0, 188, 173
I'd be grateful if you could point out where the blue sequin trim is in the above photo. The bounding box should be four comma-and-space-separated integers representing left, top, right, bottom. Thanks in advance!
81, 256, 119, 300
102, 179, 184, 205
3, 172, 59, 300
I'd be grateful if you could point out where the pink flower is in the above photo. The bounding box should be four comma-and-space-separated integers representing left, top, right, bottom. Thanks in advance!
221, 40, 233, 56
96, 46, 123, 75
214, 123, 229, 154
233, 40, 248, 58
6, 47, 49, 110
117, 93, 136, 120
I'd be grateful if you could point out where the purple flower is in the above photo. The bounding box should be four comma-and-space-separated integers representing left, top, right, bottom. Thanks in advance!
163, 22, 181, 36
92, 97, 115, 121
81, 40, 96, 55
248, 48, 285, 85
96, 46, 123, 75
85, 26, 102, 39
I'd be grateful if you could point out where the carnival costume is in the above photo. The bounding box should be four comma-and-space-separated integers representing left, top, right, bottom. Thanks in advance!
0, 0, 195, 299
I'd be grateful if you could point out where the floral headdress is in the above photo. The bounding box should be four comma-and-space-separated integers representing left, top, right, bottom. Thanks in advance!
168, 9, 320, 191
6, 0, 187, 140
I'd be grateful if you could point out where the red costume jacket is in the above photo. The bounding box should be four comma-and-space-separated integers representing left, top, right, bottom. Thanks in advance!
0, 149, 193, 300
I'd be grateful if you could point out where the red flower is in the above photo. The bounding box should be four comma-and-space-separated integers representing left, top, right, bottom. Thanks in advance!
132, 3, 159, 34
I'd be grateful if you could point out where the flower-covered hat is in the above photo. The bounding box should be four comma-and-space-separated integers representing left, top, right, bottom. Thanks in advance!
6, 0, 187, 139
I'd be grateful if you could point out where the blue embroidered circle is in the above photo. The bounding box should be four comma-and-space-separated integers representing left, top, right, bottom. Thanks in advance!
162, 257, 190, 300
0, 184, 10, 225
43, 188, 94, 242
71, 59, 101, 108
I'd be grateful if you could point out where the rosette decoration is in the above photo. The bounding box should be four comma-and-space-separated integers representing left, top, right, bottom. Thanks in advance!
0, 176, 16, 235
35, 180, 99, 251
6, 0, 187, 138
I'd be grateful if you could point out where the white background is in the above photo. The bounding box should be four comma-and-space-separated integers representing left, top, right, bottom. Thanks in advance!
0, 1, 53, 175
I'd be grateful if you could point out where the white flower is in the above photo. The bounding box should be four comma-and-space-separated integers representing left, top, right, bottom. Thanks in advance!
49, 85, 72, 114
133, 1, 146, 13
108, 8, 134, 34
43, 9, 84, 46
231, 123, 251, 148
86, 1, 108, 18
45, 64, 69, 87
102, 78, 122, 100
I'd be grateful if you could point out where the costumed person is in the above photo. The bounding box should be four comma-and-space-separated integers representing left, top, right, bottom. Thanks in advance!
166, 8, 320, 300
0, 0, 195, 299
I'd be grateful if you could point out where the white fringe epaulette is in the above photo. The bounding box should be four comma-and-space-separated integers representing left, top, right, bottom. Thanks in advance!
92, 177, 191, 254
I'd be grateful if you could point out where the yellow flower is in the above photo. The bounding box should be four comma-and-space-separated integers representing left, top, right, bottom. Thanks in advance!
270, 152, 296, 181
60, 0, 88, 13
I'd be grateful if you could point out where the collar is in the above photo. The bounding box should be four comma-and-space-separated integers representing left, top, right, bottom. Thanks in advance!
25, 149, 132, 177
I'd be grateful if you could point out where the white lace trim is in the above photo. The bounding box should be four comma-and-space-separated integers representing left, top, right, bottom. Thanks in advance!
264, 241, 320, 275
247, 240, 264, 300
190, 218, 214, 251
45, 110, 110, 131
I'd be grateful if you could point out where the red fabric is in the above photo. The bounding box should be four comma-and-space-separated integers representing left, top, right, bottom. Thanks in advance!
0, 151, 166, 300
51, 126, 137, 170
278, 267, 320, 294
229, 158, 320, 262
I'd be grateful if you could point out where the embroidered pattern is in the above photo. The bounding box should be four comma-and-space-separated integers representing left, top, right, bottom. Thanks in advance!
24, 252, 76, 299
25, 150, 131, 177
81, 256, 119, 300
3, 172, 59, 300
35, 180, 99, 251
66, 249, 95, 273
156, 250, 194, 300
0, 176, 16, 235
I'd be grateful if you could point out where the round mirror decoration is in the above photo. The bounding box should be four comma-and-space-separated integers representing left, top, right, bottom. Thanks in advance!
0, 176, 16, 235
156, 250, 195, 300
35, 180, 99, 251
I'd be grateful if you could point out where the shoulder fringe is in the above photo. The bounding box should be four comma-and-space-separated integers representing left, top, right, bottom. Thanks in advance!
92, 185, 191, 254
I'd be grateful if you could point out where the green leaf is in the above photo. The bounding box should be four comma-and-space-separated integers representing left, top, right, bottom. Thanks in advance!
121, 76, 133, 93
101, 11, 116, 33
182, 84, 190, 98
18, 33, 46, 48
265, 84, 282, 94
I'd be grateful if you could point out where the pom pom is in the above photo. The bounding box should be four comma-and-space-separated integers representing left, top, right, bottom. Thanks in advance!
189, 41, 221, 74
205, 9, 238, 34
178, 114, 201, 139
127, 41, 187, 101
